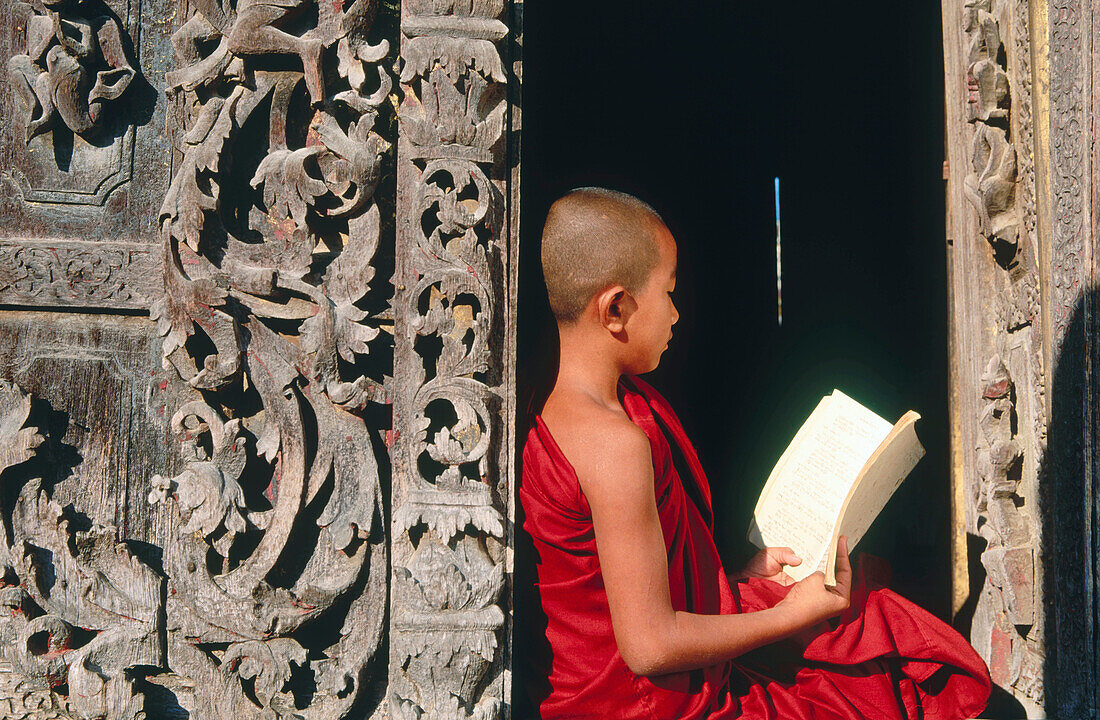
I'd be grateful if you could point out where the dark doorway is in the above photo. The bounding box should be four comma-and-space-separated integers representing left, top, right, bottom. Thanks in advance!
519, 3, 951, 616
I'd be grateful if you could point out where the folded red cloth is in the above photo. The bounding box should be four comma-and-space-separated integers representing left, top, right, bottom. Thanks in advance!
520, 375, 991, 720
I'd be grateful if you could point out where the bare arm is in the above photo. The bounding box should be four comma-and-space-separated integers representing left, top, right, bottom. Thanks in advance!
576, 421, 852, 677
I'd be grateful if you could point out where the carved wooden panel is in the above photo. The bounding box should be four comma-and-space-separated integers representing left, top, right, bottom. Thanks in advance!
0, 313, 175, 719
0, 0, 521, 715
0, 240, 159, 310
946, 1, 1046, 712
944, 0, 1098, 716
1044, 0, 1096, 715
389, 1, 517, 717
0, 0, 173, 311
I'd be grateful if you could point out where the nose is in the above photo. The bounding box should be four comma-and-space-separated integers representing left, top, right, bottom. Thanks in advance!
671, 299, 679, 326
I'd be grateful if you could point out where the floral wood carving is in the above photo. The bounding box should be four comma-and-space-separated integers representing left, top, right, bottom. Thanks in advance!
1, 0, 520, 715
974, 358, 1033, 626
1048, 0, 1087, 351
953, 0, 1045, 708
0, 241, 158, 309
972, 355, 1043, 700
0, 670, 73, 720
7, 0, 136, 143
145, 0, 395, 715
390, 0, 512, 717
962, 0, 1019, 269
0, 379, 163, 720
1046, 0, 1092, 714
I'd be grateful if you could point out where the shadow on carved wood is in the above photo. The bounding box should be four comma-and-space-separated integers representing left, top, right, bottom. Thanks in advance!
147, 0, 396, 715
947, 0, 1044, 712
1, 0, 169, 307
1, 0, 160, 207
7, 0, 136, 144
961, 1, 1044, 706
0, 0, 519, 715
0, 380, 161, 720
390, 1, 514, 718
3, 0, 398, 715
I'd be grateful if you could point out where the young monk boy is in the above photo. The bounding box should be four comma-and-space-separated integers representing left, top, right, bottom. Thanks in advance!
520, 187, 992, 719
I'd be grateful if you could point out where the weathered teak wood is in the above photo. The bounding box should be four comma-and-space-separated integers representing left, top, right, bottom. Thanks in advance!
1043, 1, 1096, 716
388, 0, 518, 717
0, 0, 172, 310
943, 0, 1097, 716
0, 0, 521, 716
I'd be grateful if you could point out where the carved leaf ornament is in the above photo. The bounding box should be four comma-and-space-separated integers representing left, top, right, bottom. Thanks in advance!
950, 0, 1044, 705
8, 0, 137, 142
0, 0, 516, 715
4, 0, 391, 714
0, 381, 160, 720
145, 0, 396, 711
962, 0, 1020, 268
387, 0, 512, 717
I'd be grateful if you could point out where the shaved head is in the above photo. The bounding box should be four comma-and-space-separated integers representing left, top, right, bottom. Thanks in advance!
540, 188, 665, 323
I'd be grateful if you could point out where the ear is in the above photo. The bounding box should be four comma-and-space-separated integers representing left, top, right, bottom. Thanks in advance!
596, 285, 637, 335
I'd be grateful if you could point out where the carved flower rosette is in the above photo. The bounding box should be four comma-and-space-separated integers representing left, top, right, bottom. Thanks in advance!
143, 0, 396, 716
388, 0, 511, 714
0, 0, 518, 715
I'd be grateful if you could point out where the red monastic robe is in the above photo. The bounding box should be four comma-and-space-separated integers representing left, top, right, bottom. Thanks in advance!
520, 376, 991, 720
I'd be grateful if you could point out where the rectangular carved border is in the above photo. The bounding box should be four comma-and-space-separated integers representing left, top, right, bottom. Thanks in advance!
389, 0, 520, 717
0, 239, 159, 310
2, 0, 139, 206
943, 0, 1047, 710
1046, 0, 1096, 716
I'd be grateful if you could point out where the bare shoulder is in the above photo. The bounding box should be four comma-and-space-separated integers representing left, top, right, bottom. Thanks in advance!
541, 389, 653, 501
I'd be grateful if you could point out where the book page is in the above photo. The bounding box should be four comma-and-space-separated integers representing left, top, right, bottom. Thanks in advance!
748, 390, 892, 582
834, 412, 925, 555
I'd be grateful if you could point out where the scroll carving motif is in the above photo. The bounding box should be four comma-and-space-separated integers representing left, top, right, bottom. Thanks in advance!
0, 380, 164, 720
0, 671, 72, 720
390, 0, 511, 717
7, 0, 136, 144
963, 0, 1019, 268
974, 358, 1035, 623
0, 240, 158, 308
140, 0, 395, 715
960, 0, 1039, 340
1046, 0, 1092, 714
971, 354, 1045, 701
1, 0, 520, 714
1048, 0, 1087, 351
954, 0, 1045, 709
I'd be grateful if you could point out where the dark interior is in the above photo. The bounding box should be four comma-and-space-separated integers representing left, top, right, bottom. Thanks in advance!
518, 2, 950, 616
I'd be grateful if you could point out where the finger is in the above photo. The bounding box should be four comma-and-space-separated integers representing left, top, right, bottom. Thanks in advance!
838, 535, 850, 559
743, 550, 769, 575
769, 546, 802, 567
836, 536, 852, 573
834, 537, 853, 596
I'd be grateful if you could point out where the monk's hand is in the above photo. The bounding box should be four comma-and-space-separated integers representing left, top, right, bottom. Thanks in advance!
738, 546, 801, 586
832, 536, 853, 600
774, 536, 852, 629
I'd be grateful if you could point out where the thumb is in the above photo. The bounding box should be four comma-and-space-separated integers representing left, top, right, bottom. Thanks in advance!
771, 547, 802, 566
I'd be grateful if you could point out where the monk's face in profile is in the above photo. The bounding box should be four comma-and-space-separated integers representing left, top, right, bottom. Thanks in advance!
620, 223, 678, 375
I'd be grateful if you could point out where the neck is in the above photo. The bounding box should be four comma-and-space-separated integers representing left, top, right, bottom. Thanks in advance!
555, 323, 625, 411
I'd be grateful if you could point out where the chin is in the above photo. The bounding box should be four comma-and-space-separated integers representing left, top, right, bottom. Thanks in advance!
624, 346, 667, 376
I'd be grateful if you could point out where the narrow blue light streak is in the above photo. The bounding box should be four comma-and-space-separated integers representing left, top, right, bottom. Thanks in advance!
775, 177, 782, 326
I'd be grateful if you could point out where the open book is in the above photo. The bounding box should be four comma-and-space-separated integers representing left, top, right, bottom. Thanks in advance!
746, 390, 924, 586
